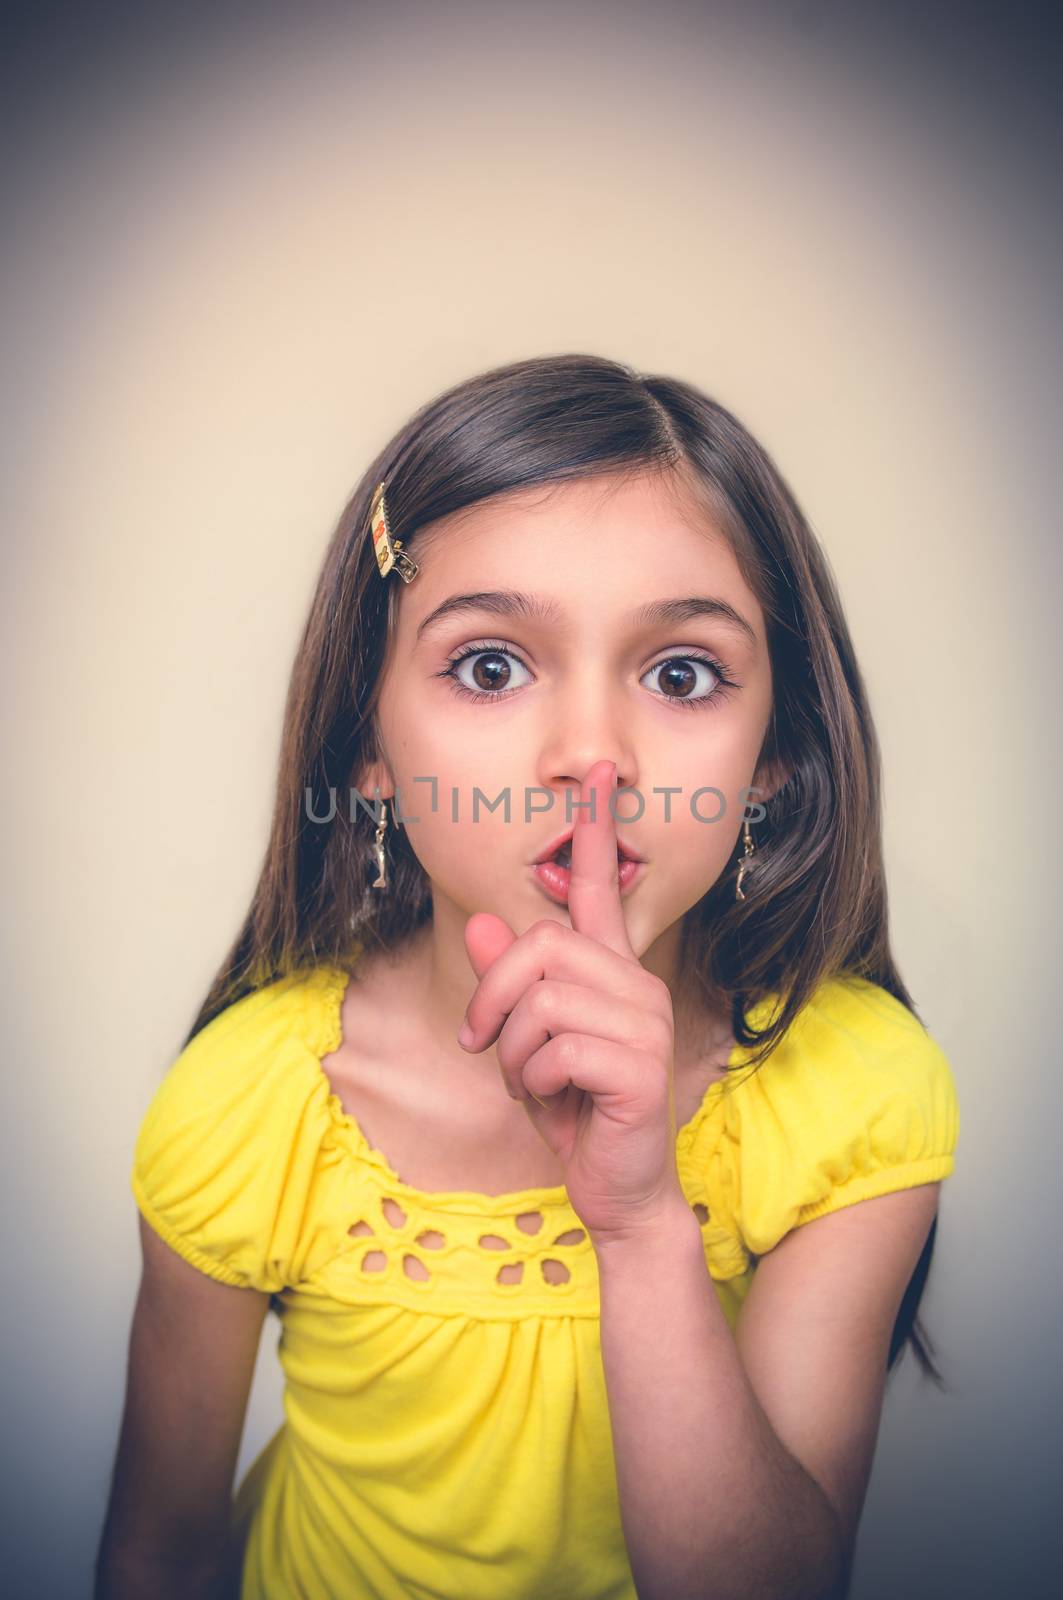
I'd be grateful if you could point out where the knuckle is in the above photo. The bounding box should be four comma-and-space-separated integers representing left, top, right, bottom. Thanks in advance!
531, 918, 563, 954
642, 1009, 674, 1058
554, 1031, 583, 1068
644, 972, 672, 1009
528, 980, 550, 1013
644, 978, 675, 1022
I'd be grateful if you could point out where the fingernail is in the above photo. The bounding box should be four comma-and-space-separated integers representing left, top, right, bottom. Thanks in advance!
457, 1020, 475, 1048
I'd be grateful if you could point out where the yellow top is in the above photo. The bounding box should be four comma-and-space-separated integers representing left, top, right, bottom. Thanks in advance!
131, 960, 959, 1600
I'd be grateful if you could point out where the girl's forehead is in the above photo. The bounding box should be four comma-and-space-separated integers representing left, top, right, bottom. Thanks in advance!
428, 469, 723, 542
402, 472, 761, 638
420, 473, 742, 575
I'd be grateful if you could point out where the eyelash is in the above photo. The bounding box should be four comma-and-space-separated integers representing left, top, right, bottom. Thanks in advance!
435, 638, 741, 712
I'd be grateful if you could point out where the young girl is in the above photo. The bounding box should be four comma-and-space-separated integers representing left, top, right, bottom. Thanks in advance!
96, 353, 959, 1600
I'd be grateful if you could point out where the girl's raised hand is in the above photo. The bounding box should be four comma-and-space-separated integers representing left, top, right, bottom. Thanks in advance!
458, 759, 686, 1245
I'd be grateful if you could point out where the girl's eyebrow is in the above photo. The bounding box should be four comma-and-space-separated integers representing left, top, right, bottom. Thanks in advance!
415, 590, 758, 646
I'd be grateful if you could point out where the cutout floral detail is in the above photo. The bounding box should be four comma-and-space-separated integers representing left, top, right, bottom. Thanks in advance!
347, 1200, 591, 1290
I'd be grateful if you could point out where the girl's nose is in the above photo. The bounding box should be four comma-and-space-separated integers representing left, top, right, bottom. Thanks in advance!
536, 697, 637, 805
545, 767, 636, 819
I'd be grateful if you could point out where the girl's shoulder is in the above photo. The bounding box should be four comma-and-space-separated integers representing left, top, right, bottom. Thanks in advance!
772, 968, 954, 1073
131, 963, 352, 1292
138, 963, 345, 1118
717, 972, 960, 1258
735, 969, 958, 1102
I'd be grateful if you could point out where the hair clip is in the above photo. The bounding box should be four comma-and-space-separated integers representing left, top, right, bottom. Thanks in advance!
369, 481, 419, 584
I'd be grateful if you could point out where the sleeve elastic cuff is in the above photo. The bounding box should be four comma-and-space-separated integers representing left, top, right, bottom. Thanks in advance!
793, 1154, 956, 1228
131, 1170, 253, 1290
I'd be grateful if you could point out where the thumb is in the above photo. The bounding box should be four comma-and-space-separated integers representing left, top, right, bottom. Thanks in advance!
463, 911, 518, 980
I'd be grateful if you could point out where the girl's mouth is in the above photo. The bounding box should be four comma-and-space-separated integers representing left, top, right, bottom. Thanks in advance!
531, 844, 643, 906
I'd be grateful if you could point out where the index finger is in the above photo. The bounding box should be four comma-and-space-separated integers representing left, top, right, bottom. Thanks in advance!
566, 759, 636, 959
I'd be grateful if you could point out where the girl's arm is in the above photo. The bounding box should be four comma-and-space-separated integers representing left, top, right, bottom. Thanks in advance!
94, 1216, 270, 1600
596, 1183, 941, 1600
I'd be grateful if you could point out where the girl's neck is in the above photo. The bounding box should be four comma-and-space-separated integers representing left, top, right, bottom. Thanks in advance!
365, 904, 734, 1078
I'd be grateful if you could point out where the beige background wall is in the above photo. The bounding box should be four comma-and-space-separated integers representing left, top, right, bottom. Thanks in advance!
2, 2, 1059, 1595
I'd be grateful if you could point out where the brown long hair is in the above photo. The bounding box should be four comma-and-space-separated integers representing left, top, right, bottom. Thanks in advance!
182, 352, 948, 1385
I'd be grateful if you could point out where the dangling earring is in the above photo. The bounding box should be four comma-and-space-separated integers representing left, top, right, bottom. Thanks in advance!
371, 801, 390, 891
735, 815, 756, 902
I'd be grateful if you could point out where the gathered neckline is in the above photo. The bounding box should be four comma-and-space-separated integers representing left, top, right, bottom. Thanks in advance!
298, 960, 764, 1214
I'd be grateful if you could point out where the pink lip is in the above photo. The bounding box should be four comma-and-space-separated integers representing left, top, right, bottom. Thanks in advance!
532, 825, 645, 866
532, 857, 643, 905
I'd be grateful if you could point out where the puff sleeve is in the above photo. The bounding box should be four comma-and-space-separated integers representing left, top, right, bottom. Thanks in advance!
721, 975, 960, 1258
131, 971, 350, 1293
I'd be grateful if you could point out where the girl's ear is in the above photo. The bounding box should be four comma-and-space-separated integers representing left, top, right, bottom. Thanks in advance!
351, 759, 394, 805
351, 717, 395, 802
750, 758, 791, 808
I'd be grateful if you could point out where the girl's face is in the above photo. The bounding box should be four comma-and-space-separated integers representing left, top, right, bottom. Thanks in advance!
366, 469, 778, 963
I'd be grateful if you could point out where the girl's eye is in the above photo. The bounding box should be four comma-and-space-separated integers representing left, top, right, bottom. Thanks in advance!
438, 642, 533, 703
639, 654, 737, 711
